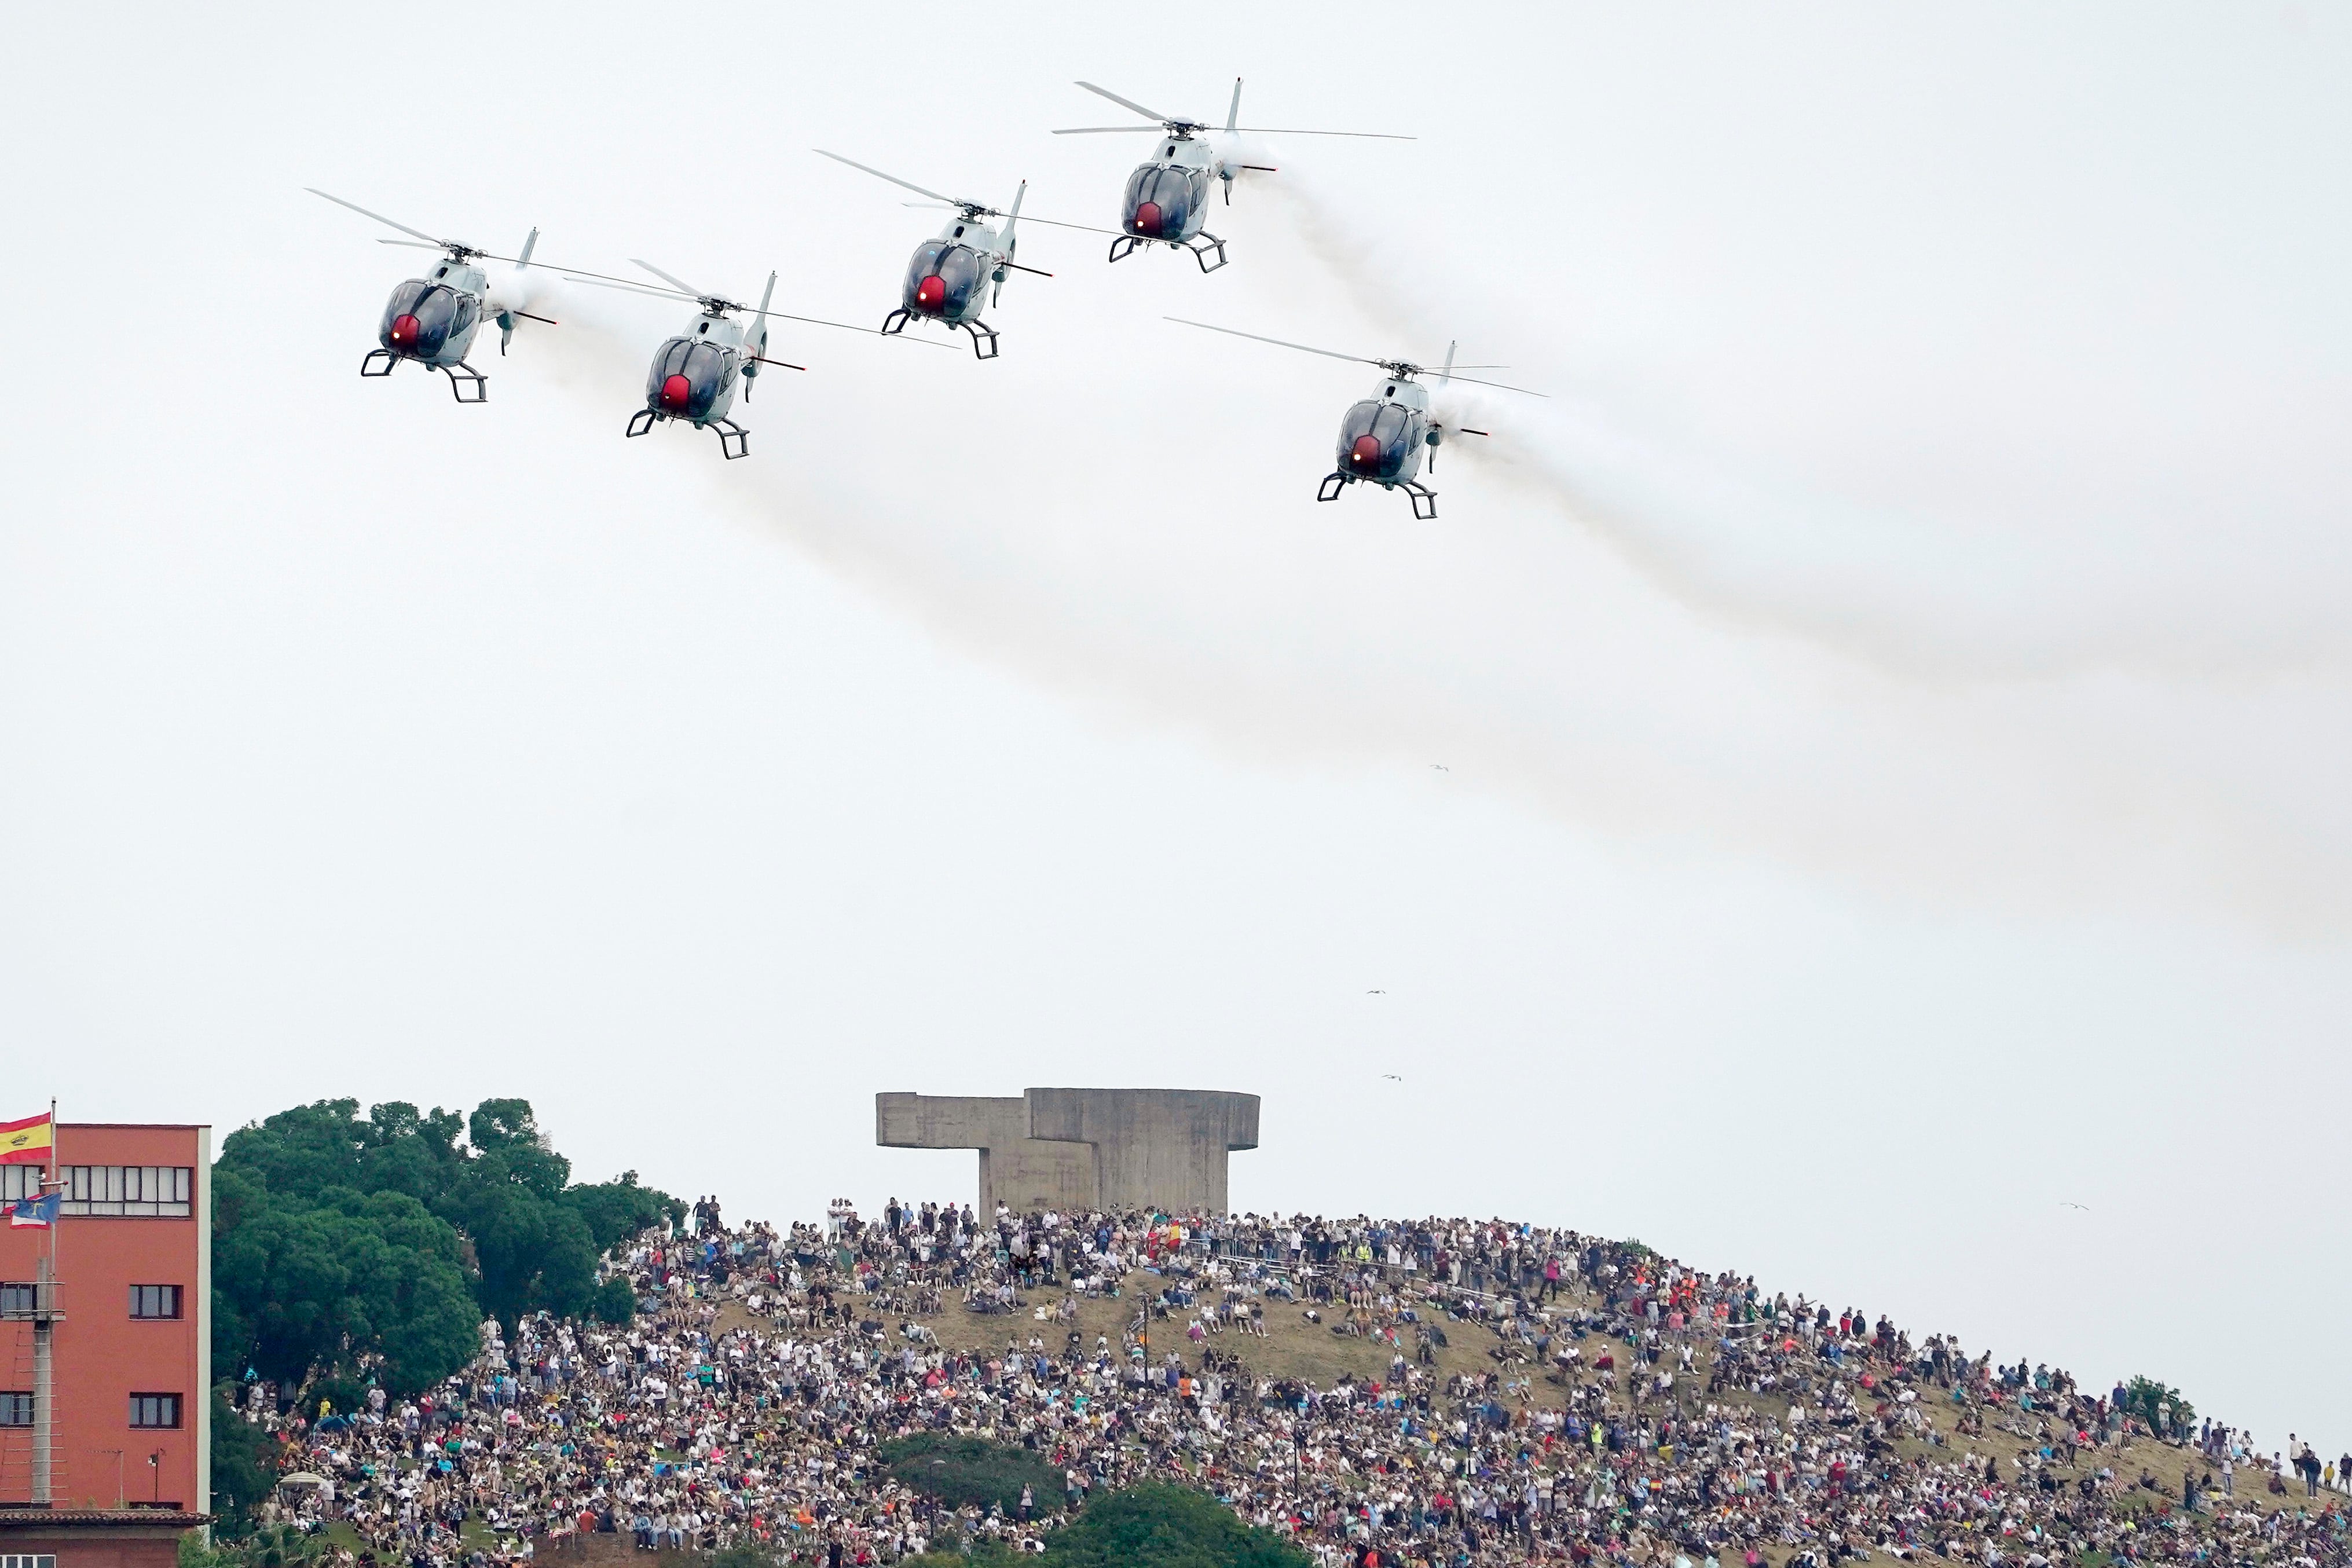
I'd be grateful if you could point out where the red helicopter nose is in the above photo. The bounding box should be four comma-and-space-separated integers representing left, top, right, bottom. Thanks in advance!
1349, 434, 1383, 471
661, 373, 693, 411
389, 313, 420, 348
915, 274, 947, 312
1133, 202, 1163, 237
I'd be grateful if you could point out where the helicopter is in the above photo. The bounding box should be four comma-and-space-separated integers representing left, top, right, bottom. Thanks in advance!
1052, 80, 1412, 273
307, 188, 559, 402
1167, 318, 1543, 520
814, 150, 1114, 359
560, 260, 949, 460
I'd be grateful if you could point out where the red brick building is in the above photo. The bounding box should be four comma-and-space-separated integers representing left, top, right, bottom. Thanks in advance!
0, 1122, 210, 1530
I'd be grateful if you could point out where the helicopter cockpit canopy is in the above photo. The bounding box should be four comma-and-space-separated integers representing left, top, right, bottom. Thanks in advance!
1122, 164, 1209, 240
379, 280, 478, 361
1336, 400, 1419, 481
902, 240, 987, 318
646, 336, 734, 422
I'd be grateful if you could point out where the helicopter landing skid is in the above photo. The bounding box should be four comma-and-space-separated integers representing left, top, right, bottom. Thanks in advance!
1107, 232, 1229, 273
708, 417, 750, 460
623, 407, 749, 459
881, 309, 999, 360
360, 349, 398, 378
1319, 472, 1438, 519
441, 362, 488, 404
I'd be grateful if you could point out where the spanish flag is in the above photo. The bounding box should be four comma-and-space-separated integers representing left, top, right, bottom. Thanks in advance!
0, 1112, 53, 1166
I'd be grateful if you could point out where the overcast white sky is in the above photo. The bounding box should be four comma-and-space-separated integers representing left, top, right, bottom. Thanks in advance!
3, 2, 2347, 1456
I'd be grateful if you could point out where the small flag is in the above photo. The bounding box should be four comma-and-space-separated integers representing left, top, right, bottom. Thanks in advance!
5, 1190, 61, 1228
0, 1112, 52, 1166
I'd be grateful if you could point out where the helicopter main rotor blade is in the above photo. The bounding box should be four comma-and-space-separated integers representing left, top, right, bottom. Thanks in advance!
307, 187, 449, 247
632, 259, 709, 299
814, 150, 962, 208
555, 274, 955, 347
1430, 372, 1548, 396
1228, 127, 1417, 140
1001, 214, 1122, 236
561, 274, 701, 303
1049, 126, 1164, 135
1165, 317, 1381, 368
767, 311, 958, 345
903, 200, 1120, 237
1074, 81, 1177, 124
378, 239, 444, 250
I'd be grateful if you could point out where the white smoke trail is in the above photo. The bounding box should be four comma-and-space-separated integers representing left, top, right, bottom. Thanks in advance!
514, 229, 2352, 937
1258, 177, 2352, 684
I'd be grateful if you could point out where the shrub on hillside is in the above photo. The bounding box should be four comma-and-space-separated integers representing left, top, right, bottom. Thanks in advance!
1036, 1484, 1309, 1568
2122, 1375, 2195, 1433
880, 1434, 1064, 1515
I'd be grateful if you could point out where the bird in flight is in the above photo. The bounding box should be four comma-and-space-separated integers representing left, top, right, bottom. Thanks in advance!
1366, 989, 1386, 994
1431, 764, 1449, 772
1381, 1074, 1404, 1082
2058, 1201, 2091, 1211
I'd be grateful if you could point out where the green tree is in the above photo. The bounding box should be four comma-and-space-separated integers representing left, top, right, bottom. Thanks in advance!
593, 1276, 639, 1325
566, 1171, 678, 1252
212, 1191, 475, 1397
206, 1388, 276, 1540
1037, 1485, 1309, 1568
211, 1096, 678, 1396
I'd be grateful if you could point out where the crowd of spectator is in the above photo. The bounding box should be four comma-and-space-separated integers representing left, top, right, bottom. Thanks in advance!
242, 1196, 2352, 1568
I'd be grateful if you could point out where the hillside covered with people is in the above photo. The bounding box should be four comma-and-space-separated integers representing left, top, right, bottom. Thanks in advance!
207, 1159, 2351, 1568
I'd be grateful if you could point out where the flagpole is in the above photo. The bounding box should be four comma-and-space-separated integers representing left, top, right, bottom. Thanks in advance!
46, 1096, 57, 1293
32, 1097, 57, 1508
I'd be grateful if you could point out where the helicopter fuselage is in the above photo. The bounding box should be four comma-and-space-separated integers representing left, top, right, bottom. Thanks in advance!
642, 309, 754, 429
900, 213, 1008, 327
1334, 375, 1434, 489
378, 259, 489, 368
1121, 134, 1222, 245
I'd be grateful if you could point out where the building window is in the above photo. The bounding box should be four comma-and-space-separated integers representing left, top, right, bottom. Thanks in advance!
129, 1393, 182, 1428
4, 1555, 60, 1568
0, 1391, 31, 1426
0, 1283, 32, 1318
0, 1167, 41, 1203
60, 1165, 192, 1218
130, 1284, 184, 1320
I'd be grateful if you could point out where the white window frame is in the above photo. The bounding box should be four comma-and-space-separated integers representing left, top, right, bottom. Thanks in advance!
60, 1164, 193, 1218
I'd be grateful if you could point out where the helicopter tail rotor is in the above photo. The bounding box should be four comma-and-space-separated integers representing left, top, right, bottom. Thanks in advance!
490, 226, 550, 354
746, 270, 778, 401
992, 181, 1027, 306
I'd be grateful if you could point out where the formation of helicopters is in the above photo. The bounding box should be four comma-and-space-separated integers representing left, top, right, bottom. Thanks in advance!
311, 80, 1543, 517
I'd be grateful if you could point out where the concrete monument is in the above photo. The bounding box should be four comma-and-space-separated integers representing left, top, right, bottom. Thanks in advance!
875, 1087, 1259, 1214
